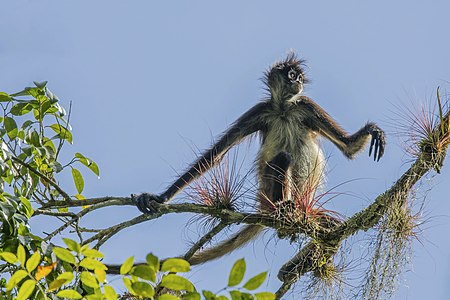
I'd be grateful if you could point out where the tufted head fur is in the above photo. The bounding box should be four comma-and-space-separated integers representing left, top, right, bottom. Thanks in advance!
263, 52, 309, 102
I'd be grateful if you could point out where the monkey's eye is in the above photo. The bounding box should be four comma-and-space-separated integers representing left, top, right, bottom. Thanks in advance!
297, 74, 304, 83
288, 69, 297, 81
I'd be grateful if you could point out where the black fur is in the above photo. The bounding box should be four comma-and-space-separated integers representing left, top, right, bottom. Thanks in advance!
135, 53, 386, 266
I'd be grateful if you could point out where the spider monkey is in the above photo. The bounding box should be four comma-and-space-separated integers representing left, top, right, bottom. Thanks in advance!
134, 53, 385, 265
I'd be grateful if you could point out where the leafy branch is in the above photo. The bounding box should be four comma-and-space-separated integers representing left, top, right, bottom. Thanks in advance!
0, 83, 449, 299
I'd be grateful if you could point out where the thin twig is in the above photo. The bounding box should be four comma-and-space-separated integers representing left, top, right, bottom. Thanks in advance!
86, 212, 164, 248
39, 198, 131, 242
40, 196, 131, 209
12, 156, 71, 201
183, 221, 228, 261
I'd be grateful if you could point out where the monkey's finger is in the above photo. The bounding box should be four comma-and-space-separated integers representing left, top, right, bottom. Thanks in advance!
134, 196, 145, 213
137, 195, 157, 214
377, 147, 383, 161
369, 136, 375, 157
146, 201, 160, 214
377, 137, 386, 162
136, 198, 151, 214
373, 138, 379, 161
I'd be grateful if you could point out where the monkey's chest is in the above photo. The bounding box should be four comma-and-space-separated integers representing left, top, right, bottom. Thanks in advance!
261, 122, 317, 155
259, 122, 324, 176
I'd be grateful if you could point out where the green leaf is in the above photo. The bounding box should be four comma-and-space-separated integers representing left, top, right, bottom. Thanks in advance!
75, 194, 85, 200
21, 120, 34, 129
202, 290, 216, 300
131, 281, 155, 298
43, 137, 56, 151
183, 292, 201, 300
255, 292, 276, 300
161, 258, 190, 273
94, 268, 106, 283
63, 238, 80, 253
159, 294, 180, 300
146, 253, 160, 271
55, 289, 83, 299
0, 92, 11, 102
71, 168, 84, 194
50, 123, 73, 143
4, 117, 18, 139
75, 153, 100, 176
228, 258, 246, 287
160, 274, 195, 292
120, 256, 134, 275
50, 161, 63, 173
79, 257, 107, 270
6, 269, 28, 291
229, 290, 242, 300
88, 161, 100, 177
81, 248, 104, 259
241, 293, 254, 300
80, 243, 90, 252
85, 295, 104, 300
123, 277, 136, 295
48, 279, 67, 291
216, 296, 228, 300
56, 271, 75, 283
28, 130, 40, 147
131, 265, 156, 282
11, 103, 32, 116
17, 129, 25, 140
26, 251, 41, 272
17, 244, 26, 266
11, 87, 38, 97
80, 271, 99, 288
104, 285, 118, 300
243, 271, 267, 291
17, 279, 35, 300
33, 81, 48, 88
52, 247, 76, 264
62, 261, 74, 272
19, 196, 34, 218
1, 252, 18, 264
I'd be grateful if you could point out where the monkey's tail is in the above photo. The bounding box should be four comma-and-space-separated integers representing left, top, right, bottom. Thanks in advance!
188, 225, 265, 265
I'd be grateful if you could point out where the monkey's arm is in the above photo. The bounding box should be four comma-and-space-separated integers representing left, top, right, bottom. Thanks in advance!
299, 96, 385, 161
135, 102, 268, 213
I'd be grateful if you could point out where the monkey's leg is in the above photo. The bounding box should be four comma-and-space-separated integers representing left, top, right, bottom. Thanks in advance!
264, 151, 292, 203
189, 152, 293, 265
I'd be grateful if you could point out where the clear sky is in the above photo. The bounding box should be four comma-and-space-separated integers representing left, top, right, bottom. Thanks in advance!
1, 0, 450, 299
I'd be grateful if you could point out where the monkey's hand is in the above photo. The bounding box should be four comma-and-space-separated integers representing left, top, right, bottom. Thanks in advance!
367, 124, 386, 161
133, 193, 166, 214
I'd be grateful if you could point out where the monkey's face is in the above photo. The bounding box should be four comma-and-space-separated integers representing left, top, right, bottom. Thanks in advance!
265, 56, 308, 100
285, 66, 306, 95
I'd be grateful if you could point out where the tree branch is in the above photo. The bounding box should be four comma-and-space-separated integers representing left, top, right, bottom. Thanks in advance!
183, 221, 228, 261
11, 156, 72, 201
274, 111, 449, 297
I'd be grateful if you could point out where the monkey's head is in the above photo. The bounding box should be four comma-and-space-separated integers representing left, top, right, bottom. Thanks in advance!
264, 53, 309, 101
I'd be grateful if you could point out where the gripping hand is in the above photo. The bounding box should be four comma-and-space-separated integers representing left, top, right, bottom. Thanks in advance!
367, 124, 386, 161
133, 193, 166, 214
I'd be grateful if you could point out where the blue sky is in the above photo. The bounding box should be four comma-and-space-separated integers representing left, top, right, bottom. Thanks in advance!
1, 0, 450, 298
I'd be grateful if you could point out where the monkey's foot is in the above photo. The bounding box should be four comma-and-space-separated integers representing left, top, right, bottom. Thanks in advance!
132, 193, 165, 214
367, 124, 386, 161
